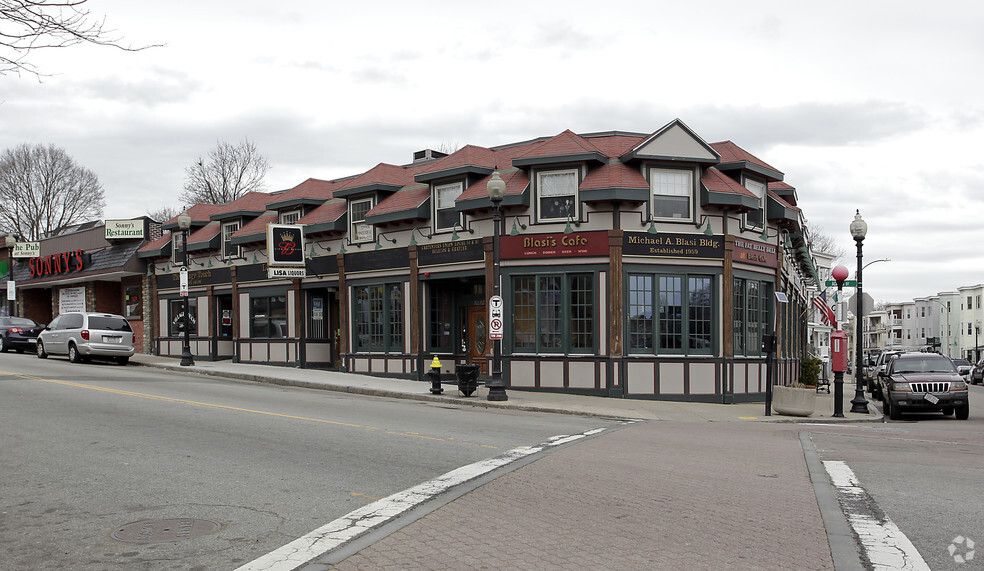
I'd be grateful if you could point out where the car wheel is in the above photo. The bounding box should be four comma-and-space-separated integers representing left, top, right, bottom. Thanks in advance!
36, 340, 47, 359
956, 405, 970, 420
0, 336, 6, 352
942, 407, 954, 416
68, 344, 83, 364
116, 356, 129, 366
887, 399, 902, 421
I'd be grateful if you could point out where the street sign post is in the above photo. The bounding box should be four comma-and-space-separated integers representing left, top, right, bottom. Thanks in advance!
179, 267, 189, 297
489, 295, 503, 340
826, 279, 856, 287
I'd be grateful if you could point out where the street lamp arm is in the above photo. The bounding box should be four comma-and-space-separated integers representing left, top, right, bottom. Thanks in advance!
861, 258, 890, 271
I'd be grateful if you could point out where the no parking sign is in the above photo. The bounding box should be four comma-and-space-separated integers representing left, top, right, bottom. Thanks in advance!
489, 295, 503, 340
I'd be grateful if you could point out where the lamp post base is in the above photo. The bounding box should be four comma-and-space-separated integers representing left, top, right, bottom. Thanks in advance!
486, 374, 508, 401
180, 348, 195, 367
849, 389, 869, 414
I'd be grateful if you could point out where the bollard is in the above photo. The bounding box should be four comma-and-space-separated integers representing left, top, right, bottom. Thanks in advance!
427, 356, 443, 394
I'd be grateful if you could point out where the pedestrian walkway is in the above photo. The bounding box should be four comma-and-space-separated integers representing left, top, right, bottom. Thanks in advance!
131, 354, 882, 423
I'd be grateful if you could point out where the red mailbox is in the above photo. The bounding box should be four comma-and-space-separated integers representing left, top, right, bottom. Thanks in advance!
831, 329, 848, 372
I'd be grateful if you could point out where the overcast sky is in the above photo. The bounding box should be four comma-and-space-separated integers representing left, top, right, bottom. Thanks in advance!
3, 0, 983, 304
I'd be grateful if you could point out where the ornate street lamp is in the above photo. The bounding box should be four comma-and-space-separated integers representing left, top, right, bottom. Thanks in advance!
849, 210, 869, 414
178, 210, 195, 367
4, 234, 15, 317
486, 171, 508, 401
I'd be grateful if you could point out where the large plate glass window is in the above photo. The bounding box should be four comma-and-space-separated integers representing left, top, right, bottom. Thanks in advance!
169, 298, 198, 337
350, 198, 374, 243
628, 272, 713, 354
222, 220, 241, 259
250, 295, 287, 338
537, 169, 578, 222
434, 182, 463, 232
744, 179, 766, 229
512, 273, 594, 354
733, 277, 771, 356
649, 168, 692, 220
353, 282, 404, 353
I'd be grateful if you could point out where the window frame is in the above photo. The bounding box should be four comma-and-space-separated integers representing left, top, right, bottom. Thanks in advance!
249, 294, 288, 339
510, 271, 595, 354
627, 271, 715, 355
349, 198, 375, 244
648, 167, 694, 221
352, 282, 405, 353
222, 220, 242, 260
279, 209, 302, 225
743, 177, 766, 230
170, 231, 185, 265
535, 168, 580, 224
733, 276, 772, 357
169, 298, 198, 337
433, 181, 464, 232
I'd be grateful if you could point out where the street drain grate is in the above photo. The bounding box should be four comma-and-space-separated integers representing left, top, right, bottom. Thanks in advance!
111, 518, 222, 543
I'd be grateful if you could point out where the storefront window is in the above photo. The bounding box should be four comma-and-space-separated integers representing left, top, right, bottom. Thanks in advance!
511, 273, 594, 354
428, 286, 453, 351
628, 273, 714, 355
124, 286, 141, 318
733, 277, 772, 356
353, 282, 404, 352
169, 298, 197, 337
250, 295, 287, 338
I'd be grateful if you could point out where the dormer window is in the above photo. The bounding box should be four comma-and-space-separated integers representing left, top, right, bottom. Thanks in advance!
279, 209, 301, 225
743, 178, 766, 229
537, 169, 578, 222
350, 198, 374, 243
434, 182, 463, 232
222, 220, 241, 259
649, 168, 692, 220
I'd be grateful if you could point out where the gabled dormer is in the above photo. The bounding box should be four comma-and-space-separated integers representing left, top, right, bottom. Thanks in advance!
333, 163, 410, 245
710, 141, 783, 231
412, 145, 495, 234
207, 192, 273, 260
511, 130, 607, 224
620, 119, 720, 223
266, 178, 339, 227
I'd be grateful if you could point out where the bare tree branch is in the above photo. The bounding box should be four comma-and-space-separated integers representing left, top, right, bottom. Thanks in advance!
180, 138, 271, 205
0, 0, 160, 78
0, 143, 105, 240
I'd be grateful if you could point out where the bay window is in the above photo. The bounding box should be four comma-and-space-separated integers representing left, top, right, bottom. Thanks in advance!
513, 273, 594, 353
628, 272, 713, 354
353, 282, 404, 352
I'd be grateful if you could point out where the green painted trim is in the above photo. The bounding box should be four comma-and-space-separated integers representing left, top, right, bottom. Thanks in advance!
414, 165, 493, 183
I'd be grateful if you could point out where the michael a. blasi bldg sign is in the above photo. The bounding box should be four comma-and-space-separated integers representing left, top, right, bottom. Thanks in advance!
623, 232, 724, 260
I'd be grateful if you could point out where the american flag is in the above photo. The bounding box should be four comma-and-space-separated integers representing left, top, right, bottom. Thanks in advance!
812, 290, 836, 327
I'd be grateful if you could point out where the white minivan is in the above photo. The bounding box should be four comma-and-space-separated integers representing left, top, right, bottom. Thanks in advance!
36, 312, 135, 365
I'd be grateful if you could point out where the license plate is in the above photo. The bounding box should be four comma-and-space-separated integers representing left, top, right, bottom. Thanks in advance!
27, 338, 36, 343
103, 336, 122, 344
924, 393, 940, 404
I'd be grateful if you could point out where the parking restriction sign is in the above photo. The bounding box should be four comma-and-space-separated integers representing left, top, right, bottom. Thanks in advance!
489, 295, 503, 340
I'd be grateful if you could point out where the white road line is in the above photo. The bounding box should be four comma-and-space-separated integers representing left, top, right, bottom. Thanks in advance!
823, 460, 930, 570
236, 427, 608, 571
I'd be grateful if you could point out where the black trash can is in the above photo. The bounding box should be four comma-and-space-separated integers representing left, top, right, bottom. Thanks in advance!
455, 364, 481, 397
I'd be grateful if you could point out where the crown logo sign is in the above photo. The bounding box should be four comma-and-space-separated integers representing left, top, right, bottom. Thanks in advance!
280, 231, 295, 243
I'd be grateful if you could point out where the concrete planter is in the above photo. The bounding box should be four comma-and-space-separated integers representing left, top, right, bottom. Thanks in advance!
772, 385, 816, 417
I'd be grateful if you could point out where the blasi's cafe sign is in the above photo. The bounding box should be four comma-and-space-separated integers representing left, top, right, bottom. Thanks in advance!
29, 250, 89, 277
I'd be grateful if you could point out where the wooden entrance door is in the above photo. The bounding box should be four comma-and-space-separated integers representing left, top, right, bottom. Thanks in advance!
466, 306, 488, 375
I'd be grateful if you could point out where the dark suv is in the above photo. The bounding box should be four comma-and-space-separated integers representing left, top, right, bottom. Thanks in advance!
880, 352, 969, 420
971, 358, 984, 384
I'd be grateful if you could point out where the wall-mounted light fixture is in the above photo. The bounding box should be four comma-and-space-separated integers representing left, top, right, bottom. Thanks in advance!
509, 217, 528, 236
695, 215, 714, 236
451, 222, 474, 242
375, 233, 398, 250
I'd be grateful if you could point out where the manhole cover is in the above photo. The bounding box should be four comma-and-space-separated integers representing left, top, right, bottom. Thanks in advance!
111, 518, 222, 543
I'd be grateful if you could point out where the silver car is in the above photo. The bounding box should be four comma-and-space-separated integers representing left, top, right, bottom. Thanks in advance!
36, 312, 135, 365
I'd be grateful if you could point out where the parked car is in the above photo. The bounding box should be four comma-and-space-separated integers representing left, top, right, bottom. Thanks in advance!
868, 351, 902, 400
971, 358, 984, 384
952, 358, 973, 380
0, 316, 46, 354
880, 352, 969, 420
36, 312, 134, 365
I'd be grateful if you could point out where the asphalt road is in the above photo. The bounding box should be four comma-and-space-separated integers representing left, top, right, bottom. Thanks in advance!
0, 354, 616, 570
811, 383, 984, 569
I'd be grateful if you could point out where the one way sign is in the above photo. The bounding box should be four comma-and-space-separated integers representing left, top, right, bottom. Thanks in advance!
489, 295, 504, 340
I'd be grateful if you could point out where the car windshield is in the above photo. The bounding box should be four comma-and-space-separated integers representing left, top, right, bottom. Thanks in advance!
953, 359, 971, 367
88, 316, 132, 332
6, 317, 38, 327
893, 358, 955, 374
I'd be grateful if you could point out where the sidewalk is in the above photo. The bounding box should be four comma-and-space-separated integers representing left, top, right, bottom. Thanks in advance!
130, 354, 882, 423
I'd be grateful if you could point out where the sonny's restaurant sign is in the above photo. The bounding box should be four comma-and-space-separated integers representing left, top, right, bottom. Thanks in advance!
29, 250, 89, 277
